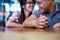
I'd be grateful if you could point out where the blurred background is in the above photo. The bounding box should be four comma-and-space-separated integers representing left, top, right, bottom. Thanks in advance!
0, 0, 60, 26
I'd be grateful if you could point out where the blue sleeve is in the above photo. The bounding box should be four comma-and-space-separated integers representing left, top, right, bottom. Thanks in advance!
32, 10, 41, 18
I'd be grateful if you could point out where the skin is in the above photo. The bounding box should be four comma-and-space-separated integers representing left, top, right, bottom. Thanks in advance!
53, 23, 60, 32
6, 0, 34, 28
23, 0, 59, 29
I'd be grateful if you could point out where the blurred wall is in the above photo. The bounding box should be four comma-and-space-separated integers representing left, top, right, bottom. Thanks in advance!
0, 0, 4, 12
55, 0, 60, 2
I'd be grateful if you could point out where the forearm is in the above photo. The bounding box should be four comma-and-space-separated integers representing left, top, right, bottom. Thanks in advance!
23, 20, 34, 27
23, 19, 39, 28
53, 23, 60, 28
6, 22, 23, 28
53, 23, 60, 32
23, 15, 37, 27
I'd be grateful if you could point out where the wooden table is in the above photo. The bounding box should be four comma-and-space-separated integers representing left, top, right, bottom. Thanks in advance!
0, 27, 60, 40
5, 27, 51, 32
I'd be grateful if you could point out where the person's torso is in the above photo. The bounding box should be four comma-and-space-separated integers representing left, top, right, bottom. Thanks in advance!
33, 3, 60, 27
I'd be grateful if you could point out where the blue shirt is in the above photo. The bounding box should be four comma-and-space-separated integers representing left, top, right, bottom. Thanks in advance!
32, 3, 60, 27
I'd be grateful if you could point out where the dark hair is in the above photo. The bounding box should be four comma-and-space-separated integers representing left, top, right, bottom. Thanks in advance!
20, 0, 35, 5
17, 0, 35, 24
19, 0, 35, 16
49, 0, 54, 1
18, 0, 35, 11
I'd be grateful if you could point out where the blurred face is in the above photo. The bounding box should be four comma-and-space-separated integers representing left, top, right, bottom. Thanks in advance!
37, 0, 51, 13
24, 0, 34, 12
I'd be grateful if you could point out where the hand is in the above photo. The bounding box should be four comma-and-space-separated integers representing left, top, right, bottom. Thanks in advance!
32, 15, 48, 29
53, 23, 60, 32
38, 15, 48, 28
